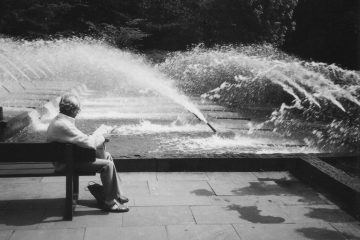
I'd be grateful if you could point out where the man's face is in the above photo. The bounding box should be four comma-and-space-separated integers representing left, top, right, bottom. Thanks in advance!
69, 97, 81, 118
73, 105, 81, 118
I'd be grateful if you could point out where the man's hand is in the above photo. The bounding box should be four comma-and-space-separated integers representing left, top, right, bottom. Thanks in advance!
94, 124, 118, 143
103, 133, 111, 142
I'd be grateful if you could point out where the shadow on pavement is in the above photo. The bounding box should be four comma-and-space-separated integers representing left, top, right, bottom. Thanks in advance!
0, 198, 107, 227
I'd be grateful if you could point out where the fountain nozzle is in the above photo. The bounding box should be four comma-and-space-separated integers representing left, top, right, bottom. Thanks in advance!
207, 122, 217, 133
192, 113, 202, 121
191, 112, 217, 133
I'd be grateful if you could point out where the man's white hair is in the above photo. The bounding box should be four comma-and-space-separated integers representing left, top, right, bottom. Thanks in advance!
59, 94, 81, 116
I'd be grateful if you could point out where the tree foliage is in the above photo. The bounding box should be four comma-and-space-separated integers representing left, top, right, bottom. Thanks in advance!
0, 0, 298, 49
137, 0, 298, 49
283, 0, 359, 69
0, 0, 357, 69
0, 0, 147, 48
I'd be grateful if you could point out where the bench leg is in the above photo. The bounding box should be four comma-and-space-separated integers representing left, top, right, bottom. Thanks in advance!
73, 174, 79, 201
64, 173, 73, 221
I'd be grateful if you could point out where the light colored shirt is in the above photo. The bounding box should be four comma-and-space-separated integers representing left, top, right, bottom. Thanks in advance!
47, 113, 105, 171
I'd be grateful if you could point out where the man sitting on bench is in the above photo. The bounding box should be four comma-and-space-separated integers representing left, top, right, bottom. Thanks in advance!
47, 93, 129, 213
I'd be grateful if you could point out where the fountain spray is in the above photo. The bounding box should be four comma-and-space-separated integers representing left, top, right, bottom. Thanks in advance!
191, 112, 217, 133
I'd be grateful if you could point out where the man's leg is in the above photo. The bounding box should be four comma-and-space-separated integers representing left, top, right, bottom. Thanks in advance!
75, 157, 122, 202
100, 152, 124, 200
104, 152, 124, 198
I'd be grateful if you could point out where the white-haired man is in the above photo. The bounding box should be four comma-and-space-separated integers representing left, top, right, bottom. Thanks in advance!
47, 94, 129, 212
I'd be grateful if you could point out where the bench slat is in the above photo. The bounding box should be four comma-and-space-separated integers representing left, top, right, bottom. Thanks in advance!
0, 169, 95, 177
0, 163, 53, 169
0, 168, 57, 175
0, 143, 96, 163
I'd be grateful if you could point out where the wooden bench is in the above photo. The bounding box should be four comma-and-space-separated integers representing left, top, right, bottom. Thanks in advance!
0, 107, 6, 141
0, 143, 96, 220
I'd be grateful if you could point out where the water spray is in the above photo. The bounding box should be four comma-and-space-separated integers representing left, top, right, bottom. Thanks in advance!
191, 112, 217, 133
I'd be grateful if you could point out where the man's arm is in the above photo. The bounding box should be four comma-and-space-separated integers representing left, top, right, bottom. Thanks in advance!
67, 124, 105, 149
48, 122, 105, 150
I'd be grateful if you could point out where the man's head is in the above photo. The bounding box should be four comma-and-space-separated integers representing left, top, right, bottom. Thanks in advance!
59, 94, 81, 118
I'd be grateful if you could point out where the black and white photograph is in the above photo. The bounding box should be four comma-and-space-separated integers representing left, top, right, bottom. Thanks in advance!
0, 0, 359, 239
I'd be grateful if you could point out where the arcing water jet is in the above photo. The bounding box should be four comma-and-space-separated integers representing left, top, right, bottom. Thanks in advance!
0, 38, 212, 129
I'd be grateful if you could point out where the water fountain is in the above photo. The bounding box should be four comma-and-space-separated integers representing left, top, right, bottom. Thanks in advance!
1, 38, 359, 156
159, 44, 360, 153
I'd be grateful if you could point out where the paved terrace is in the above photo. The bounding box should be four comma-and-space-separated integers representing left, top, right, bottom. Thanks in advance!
0, 171, 359, 240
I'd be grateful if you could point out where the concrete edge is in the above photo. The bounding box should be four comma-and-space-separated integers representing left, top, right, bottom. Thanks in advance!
2, 84, 87, 140
114, 155, 297, 172
291, 155, 360, 220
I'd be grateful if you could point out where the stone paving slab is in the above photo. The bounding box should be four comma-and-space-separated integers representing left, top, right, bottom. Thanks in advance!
210, 196, 282, 206
0, 209, 45, 230
280, 205, 357, 224
0, 177, 41, 184
277, 193, 330, 206
5, 199, 64, 210
208, 178, 329, 206
206, 172, 258, 182
9, 228, 85, 240
252, 171, 296, 181
0, 230, 12, 240
233, 223, 347, 240
119, 172, 157, 182
38, 183, 66, 199
207, 180, 255, 196
120, 181, 151, 197
148, 181, 214, 196
122, 206, 195, 227
331, 222, 360, 239
40, 175, 98, 183
134, 196, 212, 206
85, 226, 167, 240
156, 172, 209, 181
36, 207, 122, 229
167, 224, 240, 240
0, 183, 42, 200
191, 203, 290, 224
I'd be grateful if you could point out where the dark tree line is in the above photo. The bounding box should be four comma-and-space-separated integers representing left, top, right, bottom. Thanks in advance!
0, 0, 358, 69
0, 0, 298, 47
0, 0, 148, 46
283, 0, 359, 70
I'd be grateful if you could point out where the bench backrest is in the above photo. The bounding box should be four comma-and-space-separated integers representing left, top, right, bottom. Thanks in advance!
0, 143, 96, 163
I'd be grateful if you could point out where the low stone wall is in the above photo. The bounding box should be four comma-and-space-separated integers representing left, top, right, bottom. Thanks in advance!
0, 83, 88, 141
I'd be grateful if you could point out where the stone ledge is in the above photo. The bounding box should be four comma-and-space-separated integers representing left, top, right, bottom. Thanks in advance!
291, 155, 360, 220
1, 84, 87, 141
